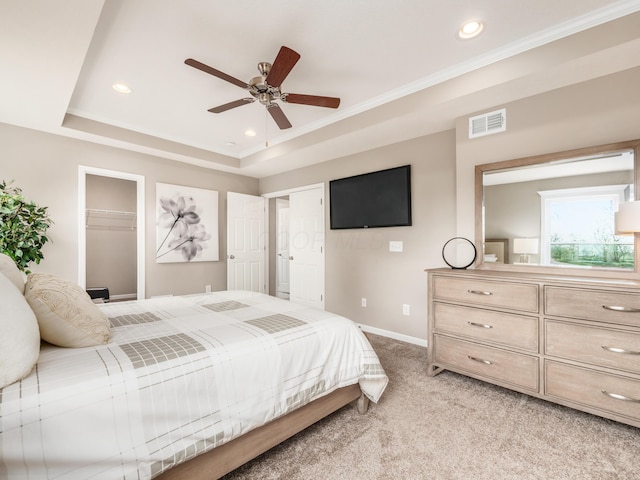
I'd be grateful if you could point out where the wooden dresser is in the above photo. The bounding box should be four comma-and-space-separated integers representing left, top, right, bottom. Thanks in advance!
427, 268, 640, 428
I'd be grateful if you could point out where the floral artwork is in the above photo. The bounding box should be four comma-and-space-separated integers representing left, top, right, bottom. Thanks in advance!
156, 183, 219, 263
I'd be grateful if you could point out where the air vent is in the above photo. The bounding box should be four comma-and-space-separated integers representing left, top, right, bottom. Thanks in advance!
468, 108, 506, 139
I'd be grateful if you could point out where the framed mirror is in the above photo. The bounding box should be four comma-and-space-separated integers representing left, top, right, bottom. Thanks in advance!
475, 139, 640, 274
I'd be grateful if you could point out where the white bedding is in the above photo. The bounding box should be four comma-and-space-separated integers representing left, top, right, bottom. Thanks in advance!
0, 290, 388, 479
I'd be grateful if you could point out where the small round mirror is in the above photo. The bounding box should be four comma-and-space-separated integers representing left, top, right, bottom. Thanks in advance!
442, 237, 477, 269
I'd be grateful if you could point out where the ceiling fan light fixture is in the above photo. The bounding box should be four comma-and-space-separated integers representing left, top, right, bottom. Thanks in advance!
458, 20, 483, 39
112, 83, 132, 93
258, 92, 271, 105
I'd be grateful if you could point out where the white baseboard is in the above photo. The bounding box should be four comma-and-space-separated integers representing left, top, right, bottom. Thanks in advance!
358, 324, 427, 348
110, 293, 137, 301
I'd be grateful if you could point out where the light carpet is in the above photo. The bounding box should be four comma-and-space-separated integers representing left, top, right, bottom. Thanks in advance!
222, 333, 640, 480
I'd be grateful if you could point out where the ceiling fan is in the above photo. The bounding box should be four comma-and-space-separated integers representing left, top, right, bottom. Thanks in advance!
185, 46, 340, 130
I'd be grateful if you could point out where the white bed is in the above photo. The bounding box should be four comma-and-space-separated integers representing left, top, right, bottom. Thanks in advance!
0, 289, 388, 479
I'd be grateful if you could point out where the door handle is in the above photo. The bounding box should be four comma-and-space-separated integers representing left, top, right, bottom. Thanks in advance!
289, 256, 294, 260
229, 254, 235, 259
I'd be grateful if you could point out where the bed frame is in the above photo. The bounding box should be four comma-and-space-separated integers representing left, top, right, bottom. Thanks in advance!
157, 384, 369, 479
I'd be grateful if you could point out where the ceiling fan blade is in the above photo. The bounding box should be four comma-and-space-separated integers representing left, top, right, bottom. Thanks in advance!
265, 46, 301, 88
283, 93, 340, 109
267, 104, 292, 129
208, 98, 255, 113
185, 58, 248, 89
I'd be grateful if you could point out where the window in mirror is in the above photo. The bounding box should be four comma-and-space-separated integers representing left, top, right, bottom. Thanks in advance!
539, 185, 633, 269
482, 146, 636, 271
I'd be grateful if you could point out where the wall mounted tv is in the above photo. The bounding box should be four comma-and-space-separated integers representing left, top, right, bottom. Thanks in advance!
329, 165, 412, 229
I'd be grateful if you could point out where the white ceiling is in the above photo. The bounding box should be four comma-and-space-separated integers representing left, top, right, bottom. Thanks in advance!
2, 0, 640, 178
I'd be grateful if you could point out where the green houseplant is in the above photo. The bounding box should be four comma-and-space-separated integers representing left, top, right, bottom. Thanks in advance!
0, 180, 53, 273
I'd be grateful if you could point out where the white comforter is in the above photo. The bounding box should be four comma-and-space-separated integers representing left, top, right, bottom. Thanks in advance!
0, 291, 387, 479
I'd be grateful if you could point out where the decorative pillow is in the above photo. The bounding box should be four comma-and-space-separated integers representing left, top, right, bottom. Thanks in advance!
0, 253, 25, 294
25, 273, 111, 348
0, 272, 40, 388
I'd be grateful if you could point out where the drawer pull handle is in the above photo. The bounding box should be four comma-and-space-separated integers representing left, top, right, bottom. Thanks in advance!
601, 390, 640, 403
468, 290, 493, 296
602, 305, 640, 313
467, 355, 492, 365
601, 345, 640, 355
468, 321, 493, 329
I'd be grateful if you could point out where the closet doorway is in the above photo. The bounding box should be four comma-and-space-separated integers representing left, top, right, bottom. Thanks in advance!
78, 166, 145, 300
265, 183, 325, 309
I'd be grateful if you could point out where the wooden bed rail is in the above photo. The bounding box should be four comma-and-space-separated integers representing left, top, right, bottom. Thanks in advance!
158, 383, 365, 480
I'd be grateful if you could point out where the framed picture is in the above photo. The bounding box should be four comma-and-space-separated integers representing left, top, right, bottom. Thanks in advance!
484, 238, 508, 264
156, 183, 219, 263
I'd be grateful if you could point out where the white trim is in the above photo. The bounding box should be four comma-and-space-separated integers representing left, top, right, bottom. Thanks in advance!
263, 195, 270, 295
359, 324, 427, 348
78, 166, 146, 300
261, 182, 325, 199
275, 198, 290, 299
109, 293, 137, 302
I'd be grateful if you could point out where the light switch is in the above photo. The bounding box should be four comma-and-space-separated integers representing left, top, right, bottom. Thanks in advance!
389, 241, 403, 252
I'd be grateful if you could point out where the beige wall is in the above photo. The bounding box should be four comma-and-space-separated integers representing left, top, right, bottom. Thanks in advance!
0, 122, 259, 296
4, 64, 640, 343
260, 66, 640, 342
456, 66, 640, 245
260, 130, 457, 341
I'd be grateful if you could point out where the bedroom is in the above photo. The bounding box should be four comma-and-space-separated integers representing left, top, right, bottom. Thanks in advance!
2, 1, 640, 478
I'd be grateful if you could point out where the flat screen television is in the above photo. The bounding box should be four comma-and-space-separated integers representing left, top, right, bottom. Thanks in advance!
329, 165, 412, 229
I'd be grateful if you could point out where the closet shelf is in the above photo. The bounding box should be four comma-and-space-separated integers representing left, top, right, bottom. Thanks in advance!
86, 209, 136, 230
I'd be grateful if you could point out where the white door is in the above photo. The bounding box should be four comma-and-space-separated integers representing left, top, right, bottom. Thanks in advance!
289, 187, 325, 309
227, 192, 266, 292
276, 199, 290, 299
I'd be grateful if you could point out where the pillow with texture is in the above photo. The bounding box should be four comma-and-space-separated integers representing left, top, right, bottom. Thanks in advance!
0, 253, 25, 294
0, 272, 40, 388
25, 273, 111, 348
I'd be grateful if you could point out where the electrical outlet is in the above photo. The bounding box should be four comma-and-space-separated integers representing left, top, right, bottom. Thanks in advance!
402, 304, 410, 316
361, 298, 367, 307
205, 284, 211, 293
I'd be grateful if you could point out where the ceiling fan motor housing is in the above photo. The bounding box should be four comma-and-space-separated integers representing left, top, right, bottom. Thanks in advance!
249, 72, 282, 105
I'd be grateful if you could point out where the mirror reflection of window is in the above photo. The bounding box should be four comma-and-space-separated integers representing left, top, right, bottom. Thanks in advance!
483, 149, 635, 270
539, 185, 634, 269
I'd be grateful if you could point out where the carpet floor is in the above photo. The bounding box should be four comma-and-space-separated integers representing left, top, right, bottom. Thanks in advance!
222, 333, 640, 480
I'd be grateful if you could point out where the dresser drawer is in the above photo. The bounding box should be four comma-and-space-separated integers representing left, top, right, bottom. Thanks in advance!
545, 361, 640, 421
433, 276, 538, 313
433, 335, 539, 391
545, 286, 640, 327
545, 320, 640, 374
434, 303, 538, 352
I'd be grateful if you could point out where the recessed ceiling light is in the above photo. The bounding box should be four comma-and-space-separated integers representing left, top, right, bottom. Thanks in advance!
458, 20, 483, 39
112, 83, 132, 93
244, 130, 257, 137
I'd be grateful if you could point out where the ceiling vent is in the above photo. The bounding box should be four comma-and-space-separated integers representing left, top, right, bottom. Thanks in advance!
468, 108, 506, 139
